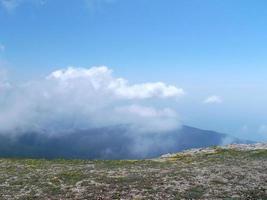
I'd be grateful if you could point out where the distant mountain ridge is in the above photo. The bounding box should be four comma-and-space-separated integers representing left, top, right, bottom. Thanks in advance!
0, 125, 253, 159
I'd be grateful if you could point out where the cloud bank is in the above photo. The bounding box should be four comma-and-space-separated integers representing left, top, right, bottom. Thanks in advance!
0, 66, 184, 134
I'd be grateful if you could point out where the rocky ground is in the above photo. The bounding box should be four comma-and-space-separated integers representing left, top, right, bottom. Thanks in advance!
0, 143, 266, 200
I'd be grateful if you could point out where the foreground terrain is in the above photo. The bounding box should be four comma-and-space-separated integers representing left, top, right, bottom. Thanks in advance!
0, 144, 266, 200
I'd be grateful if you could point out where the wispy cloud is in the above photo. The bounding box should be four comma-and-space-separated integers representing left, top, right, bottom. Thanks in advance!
0, 44, 5, 52
0, 0, 20, 12
0, 0, 46, 12
241, 125, 249, 133
84, 0, 116, 12
0, 0, 114, 13
115, 105, 179, 132
203, 95, 223, 104
258, 125, 267, 135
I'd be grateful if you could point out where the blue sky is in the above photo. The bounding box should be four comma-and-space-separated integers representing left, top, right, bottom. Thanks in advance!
0, 0, 267, 141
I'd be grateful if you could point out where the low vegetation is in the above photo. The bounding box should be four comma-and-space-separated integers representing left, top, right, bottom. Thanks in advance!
0, 144, 266, 199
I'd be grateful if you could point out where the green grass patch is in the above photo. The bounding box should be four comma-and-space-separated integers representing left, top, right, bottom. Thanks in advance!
182, 186, 206, 199
57, 171, 84, 184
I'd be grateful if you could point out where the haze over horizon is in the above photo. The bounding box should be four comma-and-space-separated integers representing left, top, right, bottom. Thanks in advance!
1, 0, 267, 142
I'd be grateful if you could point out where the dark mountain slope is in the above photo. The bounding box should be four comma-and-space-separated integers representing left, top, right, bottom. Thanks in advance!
0, 125, 252, 159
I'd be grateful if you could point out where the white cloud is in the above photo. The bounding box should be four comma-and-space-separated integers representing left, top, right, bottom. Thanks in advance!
0, 66, 184, 134
203, 95, 223, 104
48, 66, 184, 100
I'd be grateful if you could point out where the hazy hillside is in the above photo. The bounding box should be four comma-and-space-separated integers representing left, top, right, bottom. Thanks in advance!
0, 125, 251, 159
0, 143, 266, 199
